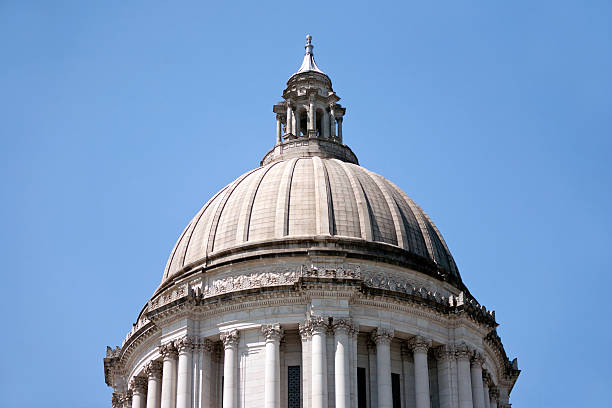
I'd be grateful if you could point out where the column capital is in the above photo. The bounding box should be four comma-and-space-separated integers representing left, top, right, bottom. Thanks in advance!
471, 351, 485, 366
130, 376, 148, 393
400, 342, 414, 360
454, 342, 472, 361
196, 338, 215, 352
409, 335, 431, 353
434, 344, 456, 361
489, 387, 499, 399
370, 327, 394, 345
262, 323, 283, 342
175, 336, 195, 354
120, 390, 133, 408
159, 342, 178, 360
299, 320, 311, 341
144, 360, 162, 379
332, 317, 354, 335
221, 329, 240, 348
309, 314, 329, 335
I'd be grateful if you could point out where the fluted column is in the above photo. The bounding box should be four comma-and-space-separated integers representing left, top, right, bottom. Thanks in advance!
371, 328, 393, 408
131, 377, 148, 408
329, 106, 336, 139
350, 326, 358, 408
308, 94, 316, 136
333, 318, 353, 408
435, 345, 456, 408
276, 114, 283, 144
336, 117, 343, 143
489, 388, 498, 408
262, 324, 283, 408
221, 330, 239, 408
470, 353, 485, 408
482, 373, 490, 408
310, 316, 328, 408
199, 340, 214, 408
401, 344, 416, 408
145, 361, 163, 408
455, 344, 473, 408
160, 343, 178, 408
286, 105, 294, 136
176, 337, 194, 408
299, 321, 312, 408
409, 336, 431, 408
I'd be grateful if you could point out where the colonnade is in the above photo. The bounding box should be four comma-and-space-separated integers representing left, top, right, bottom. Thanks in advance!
115, 322, 505, 408
276, 100, 344, 144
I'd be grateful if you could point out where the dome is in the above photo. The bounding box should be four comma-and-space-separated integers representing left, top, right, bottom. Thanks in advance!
162, 154, 460, 288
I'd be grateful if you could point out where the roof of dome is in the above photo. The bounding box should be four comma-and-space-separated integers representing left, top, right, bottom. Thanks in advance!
162, 156, 459, 286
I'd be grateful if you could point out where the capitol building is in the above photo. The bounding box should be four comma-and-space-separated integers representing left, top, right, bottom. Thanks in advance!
104, 36, 519, 408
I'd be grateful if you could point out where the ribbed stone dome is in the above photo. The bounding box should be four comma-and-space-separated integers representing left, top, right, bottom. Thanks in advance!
162, 156, 459, 286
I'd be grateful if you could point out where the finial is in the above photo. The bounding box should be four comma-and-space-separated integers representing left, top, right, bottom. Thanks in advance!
305, 34, 314, 55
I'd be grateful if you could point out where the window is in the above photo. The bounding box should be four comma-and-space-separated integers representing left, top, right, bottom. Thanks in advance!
392, 373, 401, 408
357, 367, 367, 408
288, 365, 301, 408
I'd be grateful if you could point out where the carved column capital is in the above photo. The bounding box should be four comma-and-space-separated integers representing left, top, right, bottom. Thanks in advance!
454, 342, 472, 361
175, 336, 194, 354
309, 314, 329, 335
144, 360, 162, 379
119, 390, 133, 408
435, 344, 456, 361
332, 318, 354, 335
409, 335, 431, 353
262, 324, 283, 342
221, 329, 240, 349
299, 320, 311, 341
159, 343, 178, 360
471, 351, 485, 366
401, 342, 414, 360
489, 387, 499, 399
130, 376, 148, 393
371, 327, 394, 345
197, 338, 215, 352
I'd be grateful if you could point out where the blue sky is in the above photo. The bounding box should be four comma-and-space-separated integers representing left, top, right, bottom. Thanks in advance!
1, 1, 610, 407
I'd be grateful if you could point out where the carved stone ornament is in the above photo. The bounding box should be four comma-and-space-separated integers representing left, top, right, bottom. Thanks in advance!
409, 335, 431, 353
455, 342, 472, 361
472, 351, 485, 366
332, 317, 354, 335
130, 376, 148, 393
120, 390, 133, 407
435, 344, 456, 361
489, 387, 499, 399
400, 342, 414, 360
261, 324, 283, 342
159, 343, 178, 359
371, 327, 394, 345
145, 360, 162, 379
299, 320, 311, 341
175, 336, 195, 353
221, 329, 240, 348
308, 315, 329, 335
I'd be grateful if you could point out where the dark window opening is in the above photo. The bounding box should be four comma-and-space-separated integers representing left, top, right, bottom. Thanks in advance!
357, 367, 367, 408
288, 365, 301, 408
392, 373, 401, 408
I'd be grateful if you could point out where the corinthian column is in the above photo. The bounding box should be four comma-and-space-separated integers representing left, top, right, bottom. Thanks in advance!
160, 343, 178, 408
371, 328, 394, 408
131, 376, 148, 408
435, 345, 455, 408
299, 321, 312, 408
409, 336, 431, 408
455, 343, 473, 408
489, 388, 499, 408
401, 344, 416, 408
176, 337, 194, 408
482, 372, 490, 408
262, 324, 283, 408
145, 361, 162, 408
470, 352, 486, 408
310, 315, 328, 408
199, 340, 214, 408
221, 329, 240, 408
333, 318, 353, 408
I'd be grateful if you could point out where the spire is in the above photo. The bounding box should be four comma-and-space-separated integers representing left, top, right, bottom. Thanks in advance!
296, 34, 325, 75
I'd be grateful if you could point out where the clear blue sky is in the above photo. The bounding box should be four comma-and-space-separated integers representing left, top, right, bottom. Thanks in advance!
1, 1, 610, 407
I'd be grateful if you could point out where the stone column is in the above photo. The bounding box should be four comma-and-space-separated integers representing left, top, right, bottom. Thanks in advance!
435, 345, 455, 408
329, 106, 336, 139
455, 344, 473, 408
160, 343, 178, 408
336, 117, 343, 143
199, 340, 214, 408
176, 337, 194, 408
470, 353, 486, 408
333, 319, 352, 408
322, 111, 330, 139
482, 373, 490, 408
409, 336, 431, 408
295, 109, 301, 137
371, 328, 393, 408
286, 105, 293, 136
262, 324, 283, 408
276, 114, 282, 144
308, 94, 316, 136
310, 316, 328, 408
350, 327, 358, 408
299, 321, 312, 408
145, 361, 163, 408
131, 376, 148, 408
221, 329, 240, 408
401, 343, 416, 408
489, 388, 499, 408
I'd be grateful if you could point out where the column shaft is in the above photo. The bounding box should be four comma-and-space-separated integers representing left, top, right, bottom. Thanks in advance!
310, 318, 328, 408
299, 324, 311, 408
372, 329, 393, 408
470, 355, 485, 408
263, 325, 282, 408
402, 346, 416, 408
322, 111, 330, 139
337, 118, 343, 143
456, 346, 473, 408
483, 384, 490, 408
176, 338, 193, 408
333, 322, 351, 408
133, 391, 146, 408
276, 116, 282, 144
221, 330, 239, 408
146, 361, 163, 408
160, 345, 178, 408
200, 342, 213, 408
410, 337, 431, 408
435, 346, 455, 408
